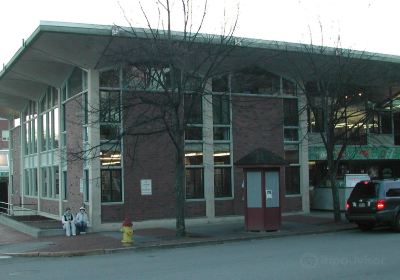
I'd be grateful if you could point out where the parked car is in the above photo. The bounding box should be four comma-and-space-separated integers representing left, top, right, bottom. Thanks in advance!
346, 179, 400, 231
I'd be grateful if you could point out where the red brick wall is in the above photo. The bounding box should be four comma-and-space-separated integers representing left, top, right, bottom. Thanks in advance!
40, 199, 59, 215
216, 95, 285, 216
65, 97, 85, 212
101, 94, 206, 222
10, 127, 21, 205
283, 196, 302, 212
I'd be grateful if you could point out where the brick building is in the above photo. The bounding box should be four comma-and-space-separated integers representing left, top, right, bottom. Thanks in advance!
1, 22, 400, 230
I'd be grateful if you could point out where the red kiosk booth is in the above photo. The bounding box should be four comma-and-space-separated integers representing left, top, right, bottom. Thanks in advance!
235, 148, 286, 231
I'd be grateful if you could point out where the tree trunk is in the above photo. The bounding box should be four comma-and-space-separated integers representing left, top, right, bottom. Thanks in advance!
329, 170, 342, 222
175, 147, 186, 237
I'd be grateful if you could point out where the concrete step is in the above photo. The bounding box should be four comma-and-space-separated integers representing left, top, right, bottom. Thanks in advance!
0, 214, 65, 237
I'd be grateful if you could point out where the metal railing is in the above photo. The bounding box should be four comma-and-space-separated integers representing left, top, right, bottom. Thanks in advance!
0, 201, 38, 216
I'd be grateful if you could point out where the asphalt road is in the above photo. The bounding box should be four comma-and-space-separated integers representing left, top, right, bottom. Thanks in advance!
1, 229, 399, 280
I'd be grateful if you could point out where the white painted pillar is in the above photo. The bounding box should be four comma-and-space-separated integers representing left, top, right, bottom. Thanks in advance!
298, 91, 310, 213
203, 82, 215, 219
87, 69, 101, 230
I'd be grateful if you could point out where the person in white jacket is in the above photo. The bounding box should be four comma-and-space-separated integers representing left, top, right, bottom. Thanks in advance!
61, 207, 76, 237
75, 206, 89, 234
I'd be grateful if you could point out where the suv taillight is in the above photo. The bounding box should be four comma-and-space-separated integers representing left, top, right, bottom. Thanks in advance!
346, 201, 350, 210
376, 200, 385, 211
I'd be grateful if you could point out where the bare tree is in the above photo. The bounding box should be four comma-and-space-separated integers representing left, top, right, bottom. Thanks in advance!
276, 32, 399, 222
75, 0, 239, 236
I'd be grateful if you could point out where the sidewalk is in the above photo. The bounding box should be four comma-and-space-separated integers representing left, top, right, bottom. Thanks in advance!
0, 211, 356, 257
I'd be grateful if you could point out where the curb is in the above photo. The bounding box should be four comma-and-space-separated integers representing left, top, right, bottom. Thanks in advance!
0, 225, 357, 257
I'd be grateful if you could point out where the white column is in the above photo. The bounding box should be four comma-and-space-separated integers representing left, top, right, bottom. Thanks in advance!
203, 82, 215, 219
87, 69, 101, 229
298, 91, 310, 213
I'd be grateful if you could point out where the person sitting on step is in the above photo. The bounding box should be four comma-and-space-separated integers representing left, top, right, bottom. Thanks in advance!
61, 207, 76, 237
75, 206, 89, 234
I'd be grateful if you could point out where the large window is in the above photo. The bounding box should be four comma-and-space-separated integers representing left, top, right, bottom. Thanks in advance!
23, 100, 38, 155
101, 169, 122, 203
40, 166, 59, 199
284, 98, 299, 142
285, 146, 300, 195
39, 87, 59, 151
99, 70, 123, 203
213, 95, 232, 198
185, 143, 204, 199
185, 93, 204, 199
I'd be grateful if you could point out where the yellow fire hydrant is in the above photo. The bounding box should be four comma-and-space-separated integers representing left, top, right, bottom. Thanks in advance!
121, 218, 134, 245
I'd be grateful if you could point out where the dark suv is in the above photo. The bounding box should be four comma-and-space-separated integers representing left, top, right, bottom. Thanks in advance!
346, 179, 400, 231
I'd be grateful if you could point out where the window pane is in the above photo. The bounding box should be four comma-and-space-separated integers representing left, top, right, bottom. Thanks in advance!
284, 129, 298, 142
100, 91, 120, 123
54, 166, 59, 196
100, 144, 121, 167
212, 75, 229, 92
213, 95, 230, 125
213, 127, 230, 141
100, 69, 120, 88
282, 78, 297, 96
184, 94, 202, 124
284, 99, 298, 126
231, 67, 280, 94
185, 168, 204, 199
101, 170, 122, 202
214, 143, 230, 165
100, 125, 120, 141
285, 166, 300, 195
185, 127, 202, 141
285, 149, 299, 164
214, 167, 232, 197
185, 144, 203, 165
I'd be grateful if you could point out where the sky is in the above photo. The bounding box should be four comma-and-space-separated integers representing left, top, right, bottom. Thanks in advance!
1, 0, 399, 67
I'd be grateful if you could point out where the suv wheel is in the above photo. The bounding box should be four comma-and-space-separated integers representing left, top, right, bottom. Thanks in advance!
357, 223, 374, 231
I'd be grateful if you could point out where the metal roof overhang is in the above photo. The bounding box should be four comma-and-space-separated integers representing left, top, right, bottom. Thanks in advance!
1, 21, 400, 119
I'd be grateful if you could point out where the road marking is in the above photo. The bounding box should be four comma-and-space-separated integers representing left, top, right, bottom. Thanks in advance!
0, 255, 12, 259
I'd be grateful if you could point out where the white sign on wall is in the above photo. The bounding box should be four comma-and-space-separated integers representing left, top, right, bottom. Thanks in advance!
141, 179, 152, 195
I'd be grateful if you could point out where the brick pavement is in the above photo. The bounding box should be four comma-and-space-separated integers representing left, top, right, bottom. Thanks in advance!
0, 224, 34, 245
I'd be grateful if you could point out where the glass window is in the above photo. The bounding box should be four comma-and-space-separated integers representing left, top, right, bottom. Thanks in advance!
285, 166, 300, 195
212, 75, 229, 92
185, 168, 204, 199
184, 94, 202, 124
100, 68, 120, 88
42, 167, 48, 197
84, 169, 89, 202
185, 127, 202, 141
214, 167, 232, 197
231, 67, 280, 94
63, 171, 67, 200
284, 99, 298, 126
101, 169, 122, 202
213, 95, 230, 125
54, 166, 59, 197
100, 144, 121, 167
308, 107, 325, 133
100, 91, 121, 123
214, 144, 230, 165
100, 125, 120, 141
284, 129, 299, 142
213, 127, 230, 141
185, 143, 203, 165
282, 78, 297, 96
